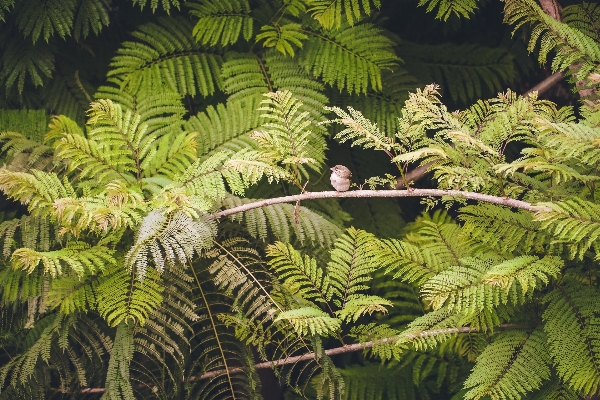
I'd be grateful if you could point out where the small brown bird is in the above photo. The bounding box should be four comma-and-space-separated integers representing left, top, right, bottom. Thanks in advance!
330, 165, 352, 192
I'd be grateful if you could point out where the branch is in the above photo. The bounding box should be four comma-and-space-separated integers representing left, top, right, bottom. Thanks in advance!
212, 189, 547, 219
524, 71, 565, 97
81, 324, 516, 392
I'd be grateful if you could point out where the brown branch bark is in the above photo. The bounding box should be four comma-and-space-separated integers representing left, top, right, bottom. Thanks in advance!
212, 189, 547, 219
82, 325, 519, 393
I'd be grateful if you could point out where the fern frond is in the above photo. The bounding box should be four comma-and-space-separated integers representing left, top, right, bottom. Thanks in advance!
275, 307, 341, 336
417, 0, 477, 20
326, 227, 380, 306
459, 204, 550, 254
103, 321, 135, 400
0, 131, 52, 170
328, 69, 417, 135
0, 38, 54, 94
130, 0, 180, 13
185, 97, 262, 156
399, 41, 517, 105
14, 0, 75, 42
504, 0, 600, 75
256, 23, 308, 58
562, 2, 600, 42
422, 255, 561, 314
253, 90, 326, 179
46, 274, 99, 314
543, 280, 600, 396
0, 109, 48, 142
0, 313, 63, 388
266, 241, 331, 304
463, 328, 551, 400
0, 169, 74, 216
11, 242, 115, 277
299, 22, 399, 93
73, 0, 109, 40
96, 264, 163, 327
372, 238, 437, 285
336, 295, 391, 322
108, 17, 223, 97
309, 0, 381, 29
0, 0, 14, 21
535, 198, 600, 260
125, 211, 216, 279
190, 0, 253, 47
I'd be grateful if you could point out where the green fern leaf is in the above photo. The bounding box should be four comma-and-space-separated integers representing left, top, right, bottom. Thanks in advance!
266, 241, 330, 304
190, 0, 253, 46
543, 280, 600, 396
309, 0, 381, 29
11, 242, 115, 277
102, 321, 135, 400
336, 295, 391, 322
275, 307, 341, 336
14, 0, 76, 42
417, 0, 477, 20
463, 328, 551, 400
0, 39, 54, 93
256, 23, 308, 58
0, 0, 15, 21
96, 264, 163, 327
130, 0, 180, 13
299, 22, 399, 93
73, 0, 109, 40
108, 17, 223, 97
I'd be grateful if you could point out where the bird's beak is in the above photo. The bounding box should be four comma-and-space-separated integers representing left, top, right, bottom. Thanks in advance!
330, 167, 334, 171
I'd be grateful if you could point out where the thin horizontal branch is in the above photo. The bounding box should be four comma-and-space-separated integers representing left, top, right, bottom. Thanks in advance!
524, 71, 564, 97
79, 317, 515, 392
213, 189, 547, 219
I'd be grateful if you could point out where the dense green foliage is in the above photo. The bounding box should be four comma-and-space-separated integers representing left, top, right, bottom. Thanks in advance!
0, 0, 599, 399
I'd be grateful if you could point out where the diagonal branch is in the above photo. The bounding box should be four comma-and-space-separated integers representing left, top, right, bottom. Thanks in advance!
81, 324, 516, 392
212, 189, 547, 220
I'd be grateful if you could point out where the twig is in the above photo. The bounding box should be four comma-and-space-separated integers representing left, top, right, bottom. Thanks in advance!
212, 189, 547, 220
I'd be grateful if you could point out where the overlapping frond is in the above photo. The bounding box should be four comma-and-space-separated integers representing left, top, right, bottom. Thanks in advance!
220, 194, 342, 246
543, 280, 600, 396
96, 264, 163, 327
399, 41, 517, 105
108, 17, 223, 97
190, 0, 253, 47
504, 0, 600, 80
299, 22, 399, 94
463, 328, 551, 400
309, 0, 381, 29
14, 0, 76, 43
417, 0, 477, 20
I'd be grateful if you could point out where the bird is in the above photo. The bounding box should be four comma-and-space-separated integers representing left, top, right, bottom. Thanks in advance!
330, 165, 352, 192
